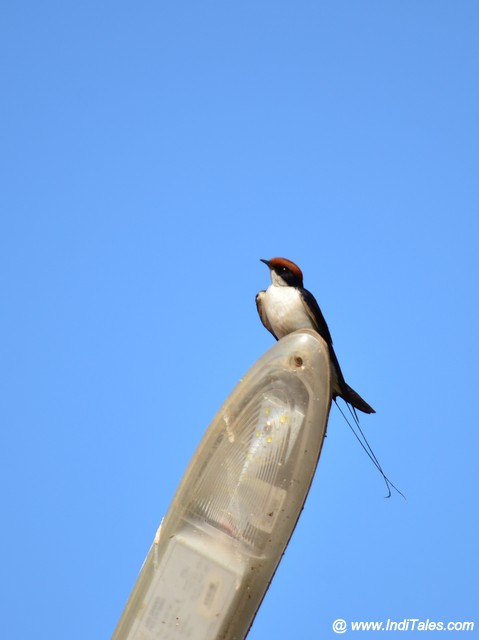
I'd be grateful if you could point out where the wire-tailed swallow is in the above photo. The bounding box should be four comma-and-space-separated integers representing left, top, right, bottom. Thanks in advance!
256, 256, 375, 414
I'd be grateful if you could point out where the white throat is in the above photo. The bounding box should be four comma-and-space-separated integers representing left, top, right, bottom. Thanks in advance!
270, 270, 289, 286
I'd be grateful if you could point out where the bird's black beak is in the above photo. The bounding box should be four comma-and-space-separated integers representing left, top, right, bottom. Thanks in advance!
260, 258, 270, 267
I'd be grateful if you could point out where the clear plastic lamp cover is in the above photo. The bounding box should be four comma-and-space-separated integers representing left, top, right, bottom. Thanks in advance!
113, 329, 331, 640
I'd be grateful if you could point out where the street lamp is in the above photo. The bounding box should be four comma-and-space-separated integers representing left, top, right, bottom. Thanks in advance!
113, 328, 330, 640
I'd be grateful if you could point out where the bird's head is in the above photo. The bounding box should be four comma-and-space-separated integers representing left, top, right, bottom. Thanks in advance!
260, 257, 304, 287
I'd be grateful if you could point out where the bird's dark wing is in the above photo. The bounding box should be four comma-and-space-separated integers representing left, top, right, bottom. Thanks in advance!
299, 287, 350, 391
300, 287, 375, 413
299, 288, 334, 346
255, 291, 278, 340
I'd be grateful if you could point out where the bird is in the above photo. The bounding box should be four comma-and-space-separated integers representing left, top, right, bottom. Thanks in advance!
256, 257, 375, 414
256, 257, 405, 499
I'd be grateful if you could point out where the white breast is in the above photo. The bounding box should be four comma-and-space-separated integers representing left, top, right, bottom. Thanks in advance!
263, 285, 315, 338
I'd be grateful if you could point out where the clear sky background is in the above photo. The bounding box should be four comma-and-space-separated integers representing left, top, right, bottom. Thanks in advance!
1, 2, 478, 638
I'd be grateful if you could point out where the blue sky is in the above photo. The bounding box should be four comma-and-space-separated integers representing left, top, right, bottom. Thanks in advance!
1, 2, 478, 638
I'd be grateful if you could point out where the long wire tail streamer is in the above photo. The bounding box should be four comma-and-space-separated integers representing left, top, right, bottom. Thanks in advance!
334, 399, 406, 500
